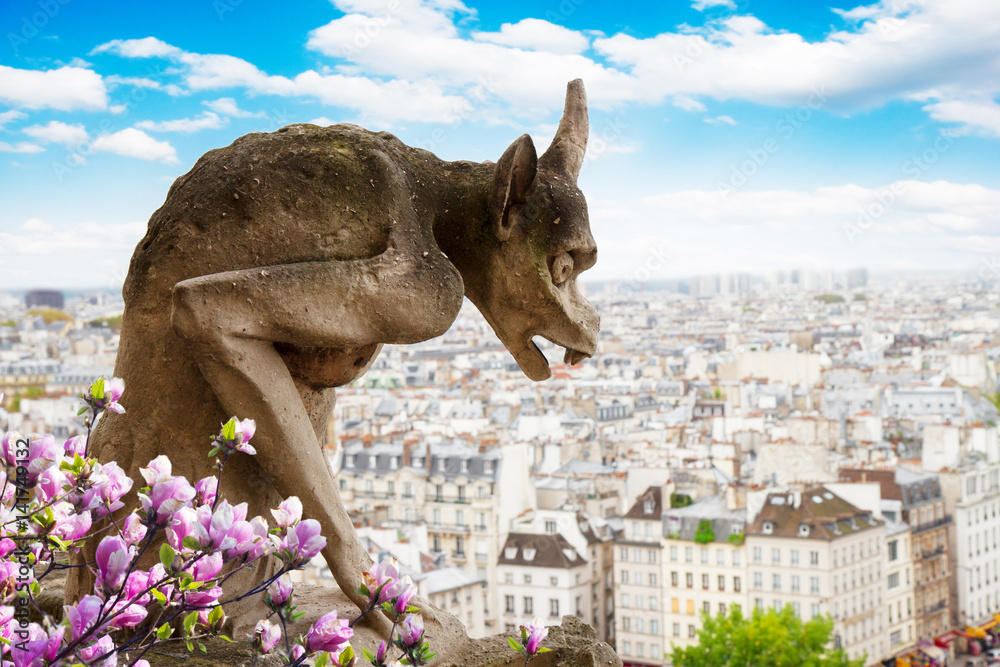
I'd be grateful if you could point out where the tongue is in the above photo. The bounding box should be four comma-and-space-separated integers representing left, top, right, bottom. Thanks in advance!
564, 348, 588, 365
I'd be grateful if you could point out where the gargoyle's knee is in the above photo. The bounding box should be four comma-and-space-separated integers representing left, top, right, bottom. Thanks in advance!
170, 280, 216, 345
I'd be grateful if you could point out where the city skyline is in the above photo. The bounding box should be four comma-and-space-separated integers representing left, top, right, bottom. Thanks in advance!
2, 0, 999, 288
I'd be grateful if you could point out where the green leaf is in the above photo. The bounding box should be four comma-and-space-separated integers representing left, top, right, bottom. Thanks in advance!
151, 588, 167, 605
156, 623, 173, 640
91, 377, 105, 400
186, 640, 194, 652
77, 407, 88, 416
361, 648, 376, 661
184, 610, 199, 636
507, 637, 524, 654
315, 651, 330, 667
0, 636, 10, 646
222, 417, 236, 442
198, 642, 207, 653
340, 646, 354, 662
357, 583, 370, 597
208, 605, 224, 625
289, 609, 306, 622
207, 447, 220, 458
424, 652, 437, 661
538, 647, 552, 653
159, 543, 176, 569
183, 536, 203, 551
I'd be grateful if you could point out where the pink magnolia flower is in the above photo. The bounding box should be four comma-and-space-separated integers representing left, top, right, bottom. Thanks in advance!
109, 600, 147, 628
166, 507, 208, 552
233, 418, 256, 454
85, 376, 125, 415
0, 538, 15, 558
138, 457, 195, 525
2, 433, 64, 486
273, 519, 326, 566
399, 614, 424, 648
64, 434, 87, 457
64, 595, 109, 641
187, 551, 223, 582
121, 513, 147, 547
8, 623, 62, 667
95, 535, 133, 593
392, 577, 417, 616
266, 575, 293, 608
253, 618, 281, 654
194, 476, 217, 507
50, 504, 92, 541
520, 618, 548, 655
35, 466, 69, 504
90, 462, 133, 517
270, 496, 302, 528
79, 634, 116, 665
306, 610, 353, 654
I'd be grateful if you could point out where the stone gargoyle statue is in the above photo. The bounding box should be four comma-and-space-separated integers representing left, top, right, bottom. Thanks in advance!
68, 79, 612, 665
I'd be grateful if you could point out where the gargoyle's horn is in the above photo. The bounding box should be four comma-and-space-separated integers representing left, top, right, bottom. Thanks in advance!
539, 79, 588, 182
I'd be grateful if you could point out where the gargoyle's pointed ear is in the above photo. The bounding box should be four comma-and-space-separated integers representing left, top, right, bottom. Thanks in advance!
489, 133, 537, 241
539, 79, 588, 182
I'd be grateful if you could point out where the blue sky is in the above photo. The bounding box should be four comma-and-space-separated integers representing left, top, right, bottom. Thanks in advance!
1, 0, 998, 289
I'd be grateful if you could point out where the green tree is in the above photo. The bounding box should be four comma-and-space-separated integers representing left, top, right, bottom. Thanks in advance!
670, 606, 863, 667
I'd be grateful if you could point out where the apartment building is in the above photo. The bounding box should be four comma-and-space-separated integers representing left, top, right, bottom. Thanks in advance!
746, 487, 888, 666
614, 485, 666, 666
662, 495, 748, 652
508, 508, 616, 642
339, 439, 534, 633
497, 533, 592, 633
939, 461, 1000, 627
884, 518, 917, 654
841, 467, 951, 641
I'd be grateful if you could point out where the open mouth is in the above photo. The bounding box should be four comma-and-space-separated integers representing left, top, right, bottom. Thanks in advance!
526, 334, 592, 372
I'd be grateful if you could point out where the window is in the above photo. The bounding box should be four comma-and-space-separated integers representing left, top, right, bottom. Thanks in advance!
791, 575, 800, 592
649, 550, 657, 564
772, 548, 781, 565
621, 571, 629, 584
524, 575, 532, 585
622, 641, 631, 655
811, 577, 820, 594
702, 601, 710, 613
523, 597, 533, 614
717, 549, 725, 565
545, 520, 557, 533
810, 551, 819, 566
755, 598, 763, 610
433, 535, 441, 551
621, 593, 630, 607
774, 600, 782, 612
456, 511, 464, 527
688, 625, 696, 638
636, 618, 645, 633
505, 572, 513, 584
505, 596, 514, 613
701, 547, 709, 564
773, 574, 781, 591
550, 576, 558, 587
368, 455, 376, 467
673, 623, 680, 637
671, 571, 678, 587
390, 456, 399, 469
891, 630, 902, 646
702, 574, 709, 590
484, 460, 494, 473
734, 576, 741, 592
650, 596, 658, 611
719, 603, 727, 615
650, 620, 659, 635
791, 550, 799, 566
623, 617, 631, 631
686, 573, 694, 588
753, 547, 762, 563
435, 484, 443, 501
888, 573, 899, 589
403, 482, 413, 498
621, 548, 628, 561
811, 603, 820, 618
733, 550, 741, 566
753, 572, 763, 589
438, 459, 446, 472
791, 602, 800, 617
549, 599, 559, 617
718, 575, 726, 591
457, 486, 465, 502
649, 573, 657, 586
685, 547, 693, 563
888, 540, 898, 562
670, 545, 678, 561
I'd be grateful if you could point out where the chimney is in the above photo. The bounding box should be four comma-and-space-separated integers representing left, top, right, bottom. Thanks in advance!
402, 440, 413, 468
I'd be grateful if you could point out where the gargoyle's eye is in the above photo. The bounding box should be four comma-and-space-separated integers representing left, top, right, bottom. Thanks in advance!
550, 252, 574, 286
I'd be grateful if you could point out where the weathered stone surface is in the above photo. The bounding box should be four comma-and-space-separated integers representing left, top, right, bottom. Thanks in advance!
65, 79, 611, 665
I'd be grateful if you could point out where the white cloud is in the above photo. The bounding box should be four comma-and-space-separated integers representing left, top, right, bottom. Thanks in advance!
136, 111, 227, 133
473, 19, 590, 55
923, 98, 1000, 137
0, 65, 108, 111
203, 97, 263, 117
0, 220, 146, 255
0, 141, 43, 154
672, 95, 706, 112
692, 0, 736, 10
309, 117, 338, 126
91, 36, 182, 58
92, 128, 179, 164
704, 114, 737, 125
0, 110, 26, 129
23, 121, 89, 147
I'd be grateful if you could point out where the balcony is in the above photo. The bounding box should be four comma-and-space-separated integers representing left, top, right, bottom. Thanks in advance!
430, 496, 472, 505
913, 516, 952, 535
427, 522, 472, 534
920, 545, 946, 559
925, 600, 947, 614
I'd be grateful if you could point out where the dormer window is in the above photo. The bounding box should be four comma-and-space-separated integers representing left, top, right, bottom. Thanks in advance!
762, 521, 773, 535
413, 457, 423, 467
643, 499, 654, 515
369, 455, 377, 467
390, 456, 399, 469
523, 547, 536, 561
484, 460, 495, 473
437, 459, 446, 472
461, 459, 469, 473
347, 455, 356, 467
798, 523, 810, 537
504, 546, 518, 559
563, 549, 576, 561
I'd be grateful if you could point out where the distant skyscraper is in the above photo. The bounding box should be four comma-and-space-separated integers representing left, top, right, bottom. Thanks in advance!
25, 290, 64, 310
846, 268, 868, 289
